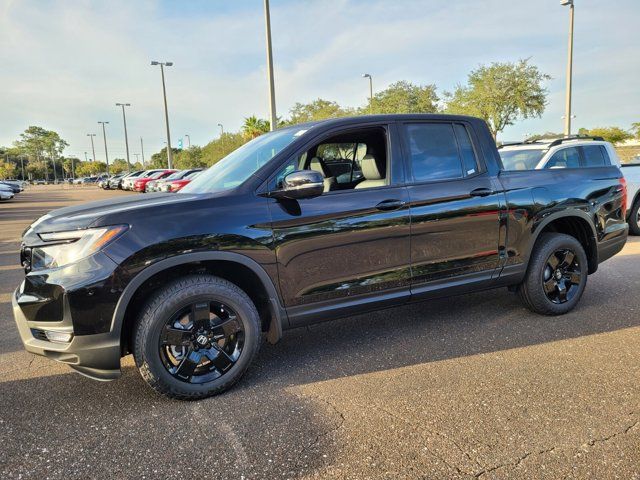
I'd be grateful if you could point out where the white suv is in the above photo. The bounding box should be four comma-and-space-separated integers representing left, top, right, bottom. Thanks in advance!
499, 136, 640, 235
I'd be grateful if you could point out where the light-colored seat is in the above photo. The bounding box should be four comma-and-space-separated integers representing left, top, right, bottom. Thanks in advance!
355, 154, 385, 189
309, 157, 337, 193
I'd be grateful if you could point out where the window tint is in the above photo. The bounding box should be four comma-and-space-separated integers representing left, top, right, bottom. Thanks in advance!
582, 145, 607, 167
546, 147, 580, 169
453, 124, 478, 175
405, 123, 463, 182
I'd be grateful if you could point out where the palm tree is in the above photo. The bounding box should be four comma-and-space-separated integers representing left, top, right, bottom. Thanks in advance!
242, 116, 270, 140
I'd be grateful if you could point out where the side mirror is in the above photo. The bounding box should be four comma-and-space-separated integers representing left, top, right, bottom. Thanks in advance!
270, 170, 324, 200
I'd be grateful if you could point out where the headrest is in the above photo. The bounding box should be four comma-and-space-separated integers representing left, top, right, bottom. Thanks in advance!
309, 157, 327, 177
360, 154, 382, 180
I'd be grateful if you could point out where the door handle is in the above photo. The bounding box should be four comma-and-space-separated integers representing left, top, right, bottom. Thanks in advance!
375, 199, 406, 211
469, 187, 494, 197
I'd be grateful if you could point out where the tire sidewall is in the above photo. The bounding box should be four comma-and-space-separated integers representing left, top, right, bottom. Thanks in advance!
530, 234, 588, 314
629, 199, 640, 236
137, 279, 260, 397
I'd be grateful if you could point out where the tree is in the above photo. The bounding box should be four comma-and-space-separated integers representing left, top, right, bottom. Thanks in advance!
580, 126, 633, 145
75, 161, 107, 176
630, 122, 640, 139
13, 126, 68, 179
175, 146, 206, 169
26, 159, 49, 179
289, 99, 354, 124
525, 132, 563, 142
109, 159, 130, 174
445, 59, 550, 139
149, 148, 180, 169
201, 132, 247, 167
365, 81, 439, 115
0, 160, 17, 179
242, 116, 270, 139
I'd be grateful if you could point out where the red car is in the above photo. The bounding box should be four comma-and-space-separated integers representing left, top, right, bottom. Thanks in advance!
165, 170, 202, 192
133, 170, 176, 192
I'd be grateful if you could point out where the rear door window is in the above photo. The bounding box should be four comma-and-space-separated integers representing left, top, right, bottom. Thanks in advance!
582, 145, 608, 167
546, 147, 580, 169
403, 123, 464, 182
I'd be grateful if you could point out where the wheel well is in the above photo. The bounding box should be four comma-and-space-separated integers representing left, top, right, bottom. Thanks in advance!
120, 260, 274, 355
538, 216, 597, 274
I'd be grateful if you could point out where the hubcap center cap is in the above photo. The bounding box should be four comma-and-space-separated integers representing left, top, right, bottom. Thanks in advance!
554, 269, 563, 280
195, 334, 209, 346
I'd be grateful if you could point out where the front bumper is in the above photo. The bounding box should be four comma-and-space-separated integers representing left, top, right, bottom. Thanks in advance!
12, 288, 122, 380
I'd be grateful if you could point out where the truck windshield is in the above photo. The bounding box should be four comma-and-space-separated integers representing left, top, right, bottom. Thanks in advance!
180, 128, 304, 194
499, 149, 546, 170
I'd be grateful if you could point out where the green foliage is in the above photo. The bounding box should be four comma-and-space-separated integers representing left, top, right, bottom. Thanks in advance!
175, 146, 206, 169
445, 59, 550, 138
149, 148, 180, 169
242, 116, 270, 139
75, 161, 107, 176
365, 81, 439, 115
630, 122, 640, 139
201, 132, 247, 166
288, 99, 354, 124
26, 160, 48, 178
580, 126, 633, 145
109, 159, 130, 174
0, 160, 17, 179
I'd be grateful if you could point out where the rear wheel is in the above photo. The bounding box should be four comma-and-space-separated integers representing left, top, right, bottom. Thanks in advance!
629, 198, 640, 236
133, 275, 261, 400
518, 233, 588, 315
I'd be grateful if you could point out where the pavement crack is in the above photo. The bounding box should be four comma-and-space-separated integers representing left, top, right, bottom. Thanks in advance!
475, 447, 557, 479
296, 395, 346, 462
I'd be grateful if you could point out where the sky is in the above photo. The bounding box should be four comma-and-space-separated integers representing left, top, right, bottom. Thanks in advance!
0, 0, 638, 161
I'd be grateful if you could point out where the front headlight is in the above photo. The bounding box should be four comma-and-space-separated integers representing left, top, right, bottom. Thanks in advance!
31, 225, 128, 270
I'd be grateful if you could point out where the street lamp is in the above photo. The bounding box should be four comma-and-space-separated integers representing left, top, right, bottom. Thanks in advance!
218, 123, 225, 151
116, 103, 132, 172
561, 0, 575, 137
362, 73, 373, 114
140, 136, 145, 166
87, 133, 97, 161
185, 134, 191, 148
98, 121, 110, 175
263, 0, 277, 131
151, 60, 174, 168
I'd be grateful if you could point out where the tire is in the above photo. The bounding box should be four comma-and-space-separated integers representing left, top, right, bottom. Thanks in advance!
133, 275, 261, 400
629, 197, 640, 236
518, 233, 588, 315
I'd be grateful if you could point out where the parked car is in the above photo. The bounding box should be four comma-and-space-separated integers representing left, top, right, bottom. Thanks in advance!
0, 181, 21, 194
12, 114, 628, 400
164, 170, 203, 192
133, 169, 176, 192
101, 174, 123, 189
1, 180, 25, 192
122, 170, 165, 190
499, 136, 640, 235
148, 169, 202, 193
0, 183, 15, 200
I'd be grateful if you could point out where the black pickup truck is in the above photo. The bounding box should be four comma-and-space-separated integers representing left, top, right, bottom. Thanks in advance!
13, 114, 628, 399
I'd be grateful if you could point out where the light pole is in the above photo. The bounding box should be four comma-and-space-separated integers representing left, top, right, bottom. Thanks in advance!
140, 137, 145, 166
263, 0, 277, 131
561, 0, 575, 137
362, 73, 373, 114
116, 102, 132, 172
87, 133, 96, 161
98, 121, 110, 175
134, 153, 140, 164
84, 151, 88, 161
151, 60, 174, 168
20, 155, 25, 180
218, 123, 225, 152
185, 134, 191, 148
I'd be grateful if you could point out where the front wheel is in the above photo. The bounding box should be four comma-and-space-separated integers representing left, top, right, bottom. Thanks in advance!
518, 233, 588, 315
133, 275, 261, 400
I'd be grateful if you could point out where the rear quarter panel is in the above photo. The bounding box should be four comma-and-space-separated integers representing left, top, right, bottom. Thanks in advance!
497, 166, 626, 267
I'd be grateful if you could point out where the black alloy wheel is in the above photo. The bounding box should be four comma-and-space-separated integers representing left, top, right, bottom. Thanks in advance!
542, 248, 582, 304
160, 301, 244, 384
518, 233, 588, 315
134, 275, 261, 400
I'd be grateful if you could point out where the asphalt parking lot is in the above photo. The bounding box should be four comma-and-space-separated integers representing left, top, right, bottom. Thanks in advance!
0, 185, 638, 479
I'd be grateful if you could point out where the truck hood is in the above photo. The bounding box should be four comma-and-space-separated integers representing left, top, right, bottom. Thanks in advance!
25, 192, 202, 235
